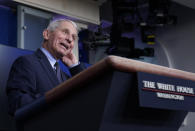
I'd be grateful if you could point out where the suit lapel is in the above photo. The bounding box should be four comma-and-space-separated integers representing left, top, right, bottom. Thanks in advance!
35, 49, 60, 86
58, 61, 70, 82
60, 70, 69, 81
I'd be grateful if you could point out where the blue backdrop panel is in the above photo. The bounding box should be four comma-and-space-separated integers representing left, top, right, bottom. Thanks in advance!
0, 7, 17, 47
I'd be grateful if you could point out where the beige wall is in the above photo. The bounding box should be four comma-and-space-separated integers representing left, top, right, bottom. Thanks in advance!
13, 0, 100, 24
173, 0, 195, 9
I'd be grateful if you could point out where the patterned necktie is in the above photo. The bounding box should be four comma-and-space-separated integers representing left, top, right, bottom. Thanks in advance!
54, 62, 63, 83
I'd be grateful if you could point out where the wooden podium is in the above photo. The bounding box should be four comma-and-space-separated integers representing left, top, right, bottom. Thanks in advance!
15, 56, 195, 131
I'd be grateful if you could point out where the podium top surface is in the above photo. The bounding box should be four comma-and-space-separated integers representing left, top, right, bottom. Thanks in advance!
45, 55, 195, 102
104, 56, 195, 81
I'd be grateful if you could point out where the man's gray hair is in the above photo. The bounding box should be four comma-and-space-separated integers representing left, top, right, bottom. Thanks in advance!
47, 19, 78, 32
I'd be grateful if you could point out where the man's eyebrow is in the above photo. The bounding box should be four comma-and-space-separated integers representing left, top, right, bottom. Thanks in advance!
62, 28, 69, 32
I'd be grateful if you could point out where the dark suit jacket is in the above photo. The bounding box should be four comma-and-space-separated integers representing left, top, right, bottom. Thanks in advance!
6, 49, 84, 115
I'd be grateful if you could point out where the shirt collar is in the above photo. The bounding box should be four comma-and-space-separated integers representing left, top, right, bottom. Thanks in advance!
40, 47, 58, 68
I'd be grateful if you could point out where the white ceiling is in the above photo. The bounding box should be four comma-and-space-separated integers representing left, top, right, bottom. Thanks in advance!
172, 0, 195, 9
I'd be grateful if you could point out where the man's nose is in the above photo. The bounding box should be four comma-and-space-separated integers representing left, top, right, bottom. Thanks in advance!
66, 34, 73, 44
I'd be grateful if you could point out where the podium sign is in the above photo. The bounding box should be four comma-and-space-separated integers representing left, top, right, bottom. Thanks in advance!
138, 72, 195, 111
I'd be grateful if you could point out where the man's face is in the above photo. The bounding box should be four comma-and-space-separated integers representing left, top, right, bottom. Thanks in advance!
45, 21, 78, 59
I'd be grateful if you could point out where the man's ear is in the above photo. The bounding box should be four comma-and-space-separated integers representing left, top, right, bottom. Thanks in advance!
43, 29, 49, 40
